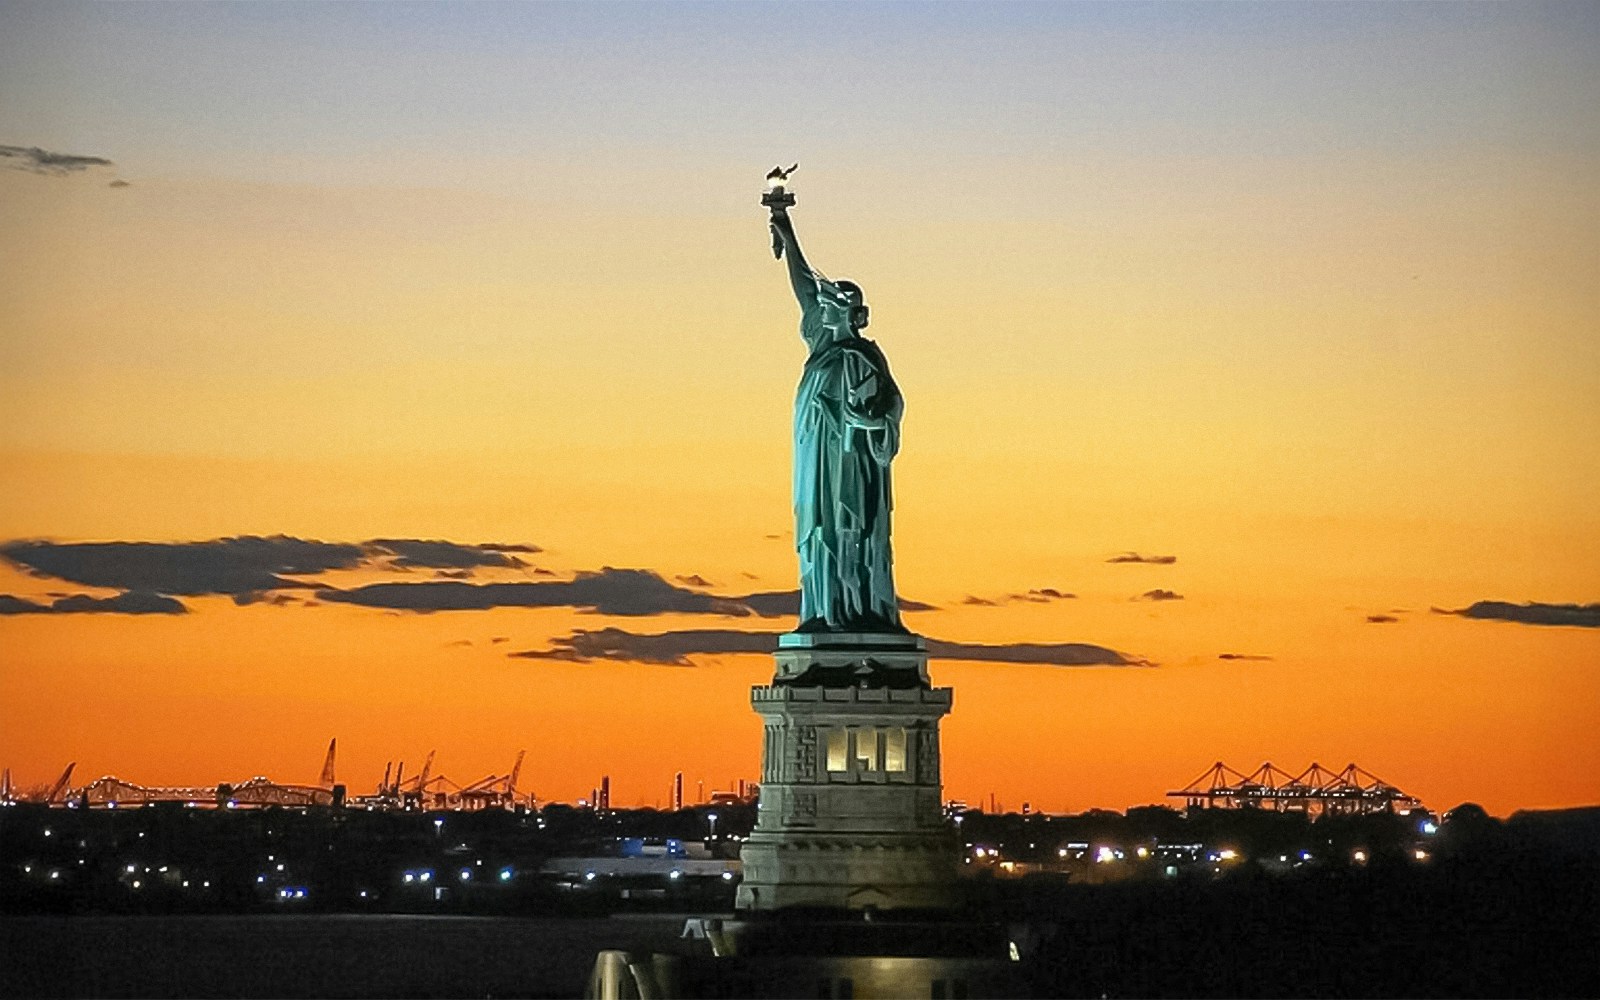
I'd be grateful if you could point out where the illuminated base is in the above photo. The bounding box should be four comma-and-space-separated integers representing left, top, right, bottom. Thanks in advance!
736, 633, 959, 912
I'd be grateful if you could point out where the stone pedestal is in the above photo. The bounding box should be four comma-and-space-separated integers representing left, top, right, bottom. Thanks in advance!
736, 632, 959, 912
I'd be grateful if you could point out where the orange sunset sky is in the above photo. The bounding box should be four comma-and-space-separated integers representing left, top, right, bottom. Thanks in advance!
1, 2, 1597, 815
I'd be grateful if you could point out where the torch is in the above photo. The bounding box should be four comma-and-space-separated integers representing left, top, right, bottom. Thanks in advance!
762, 164, 797, 259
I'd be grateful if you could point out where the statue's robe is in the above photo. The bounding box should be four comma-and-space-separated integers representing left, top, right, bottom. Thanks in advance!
793, 319, 904, 632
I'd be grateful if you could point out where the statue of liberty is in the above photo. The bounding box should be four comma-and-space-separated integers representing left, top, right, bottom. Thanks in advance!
763, 168, 905, 633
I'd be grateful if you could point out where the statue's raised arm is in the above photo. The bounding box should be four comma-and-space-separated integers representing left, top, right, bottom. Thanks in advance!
762, 165, 819, 315
769, 209, 820, 315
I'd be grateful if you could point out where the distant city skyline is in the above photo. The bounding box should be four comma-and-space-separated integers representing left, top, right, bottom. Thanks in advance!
1, 2, 1597, 815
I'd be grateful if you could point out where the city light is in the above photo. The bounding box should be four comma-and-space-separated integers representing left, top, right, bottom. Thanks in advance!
499, 868, 513, 882
1422, 821, 1438, 835
1096, 847, 1115, 863
459, 869, 471, 882
1219, 849, 1238, 861
721, 871, 734, 881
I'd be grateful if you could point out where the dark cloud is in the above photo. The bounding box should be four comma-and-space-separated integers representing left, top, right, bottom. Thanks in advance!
232, 591, 300, 607
676, 574, 713, 587
512, 628, 776, 666
1009, 588, 1076, 603
1135, 589, 1184, 602
1108, 552, 1177, 565
0, 590, 186, 616
1434, 601, 1600, 629
1219, 653, 1274, 662
318, 567, 761, 617
490, 636, 509, 644
108, 179, 130, 188
446, 639, 474, 648
434, 569, 474, 580
366, 538, 530, 570
0, 536, 544, 598
476, 542, 542, 553
924, 639, 1146, 667
966, 589, 1075, 606
512, 628, 1147, 668
0, 144, 113, 175
1366, 614, 1400, 624
706, 587, 786, 616
0, 536, 365, 596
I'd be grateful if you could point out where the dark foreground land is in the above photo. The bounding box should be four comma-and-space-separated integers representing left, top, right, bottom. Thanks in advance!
0, 913, 685, 999
2, 802, 1596, 997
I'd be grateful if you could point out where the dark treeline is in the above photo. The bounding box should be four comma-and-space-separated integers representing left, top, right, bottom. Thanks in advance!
3, 801, 1596, 996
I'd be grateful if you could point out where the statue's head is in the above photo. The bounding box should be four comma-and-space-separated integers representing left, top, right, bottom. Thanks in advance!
820, 279, 869, 333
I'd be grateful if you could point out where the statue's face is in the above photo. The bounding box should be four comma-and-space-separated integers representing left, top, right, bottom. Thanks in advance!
818, 293, 850, 327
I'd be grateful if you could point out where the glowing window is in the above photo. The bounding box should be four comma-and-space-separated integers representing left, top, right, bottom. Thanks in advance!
855, 730, 879, 772
884, 728, 907, 772
826, 730, 848, 772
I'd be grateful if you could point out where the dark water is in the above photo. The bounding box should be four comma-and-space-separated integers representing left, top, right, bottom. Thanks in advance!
0, 914, 687, 999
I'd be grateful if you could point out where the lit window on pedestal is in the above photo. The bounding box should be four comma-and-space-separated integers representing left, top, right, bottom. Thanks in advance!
884, 728, 907, 772
826, 730, 848, 772
855, 730, 879, 772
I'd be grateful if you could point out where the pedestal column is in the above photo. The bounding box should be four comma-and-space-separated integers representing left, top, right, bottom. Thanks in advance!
736, 632, 959, 912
